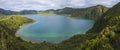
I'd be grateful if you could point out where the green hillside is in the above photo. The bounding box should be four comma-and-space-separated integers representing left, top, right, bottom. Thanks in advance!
58, 2, 120, 50
70, 5, 108, 19
0, 15, 35, 50
40, 5, 108, 19
85, 2, 120, 50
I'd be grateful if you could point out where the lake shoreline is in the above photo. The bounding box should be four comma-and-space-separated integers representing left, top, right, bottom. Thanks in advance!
15, 19, 37, 43
16, 14, 95, 43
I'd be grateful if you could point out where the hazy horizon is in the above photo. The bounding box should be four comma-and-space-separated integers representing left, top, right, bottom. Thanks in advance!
0, 0, 120, 11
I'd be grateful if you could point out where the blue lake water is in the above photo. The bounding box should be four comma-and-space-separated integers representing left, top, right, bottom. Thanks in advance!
17, 14, 95, 43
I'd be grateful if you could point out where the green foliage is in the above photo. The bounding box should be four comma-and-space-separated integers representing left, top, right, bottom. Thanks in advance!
57, 2, 120, 50
0, 15, 35, 50
82, 28, 115, 50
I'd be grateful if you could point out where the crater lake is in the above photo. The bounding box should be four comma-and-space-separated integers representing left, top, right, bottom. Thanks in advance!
17, 14, 95, 43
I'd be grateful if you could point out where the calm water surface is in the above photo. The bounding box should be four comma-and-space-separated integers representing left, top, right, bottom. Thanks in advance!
17, 14, 95, 43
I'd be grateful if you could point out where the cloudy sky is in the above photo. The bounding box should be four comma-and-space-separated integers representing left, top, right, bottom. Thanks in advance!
0, 0, 120, 11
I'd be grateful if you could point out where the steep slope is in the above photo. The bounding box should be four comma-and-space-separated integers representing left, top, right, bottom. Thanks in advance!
87, 2, 120, 33
0, 15, 35, 50
85, 2, 120, 50
41, 5, 108, 19
57, 2, 120, 50
70, 5, 108, 19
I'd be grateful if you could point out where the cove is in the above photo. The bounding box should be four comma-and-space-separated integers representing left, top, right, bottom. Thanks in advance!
17, 14, 95, 43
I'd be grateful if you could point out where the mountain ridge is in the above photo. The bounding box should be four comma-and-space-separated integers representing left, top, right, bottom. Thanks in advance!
39, 5, 109, 19
0, 5, 109, 19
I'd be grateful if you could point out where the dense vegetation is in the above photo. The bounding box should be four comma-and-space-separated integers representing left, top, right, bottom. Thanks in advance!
58, 2, 120, 50
0, 15, 35, 50
0, 2, 120, 50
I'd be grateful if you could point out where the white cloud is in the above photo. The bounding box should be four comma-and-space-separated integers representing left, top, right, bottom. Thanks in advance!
0, 0, 119, 11
70, 0, 85, 7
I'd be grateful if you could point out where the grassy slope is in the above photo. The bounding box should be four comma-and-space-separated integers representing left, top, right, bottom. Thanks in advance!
0, 15, 57, 50
85, 2, 120, 50
57, 2, 120, 50
70, 5, 108, 19
0, 15, 35, 50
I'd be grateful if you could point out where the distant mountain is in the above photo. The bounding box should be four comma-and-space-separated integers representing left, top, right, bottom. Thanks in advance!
0, 5, 108, 19
40, 5, 109, 19
20, 10, 38, 14
0, 8, 38, 15
0, 8, 18, 15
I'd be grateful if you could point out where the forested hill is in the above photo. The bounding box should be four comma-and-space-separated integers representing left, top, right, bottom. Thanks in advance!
57, 2, 120, 50
87, 2, 120, 33
0, 15, 35, 50
39, 5, 108, 19
83, 2, 120, 50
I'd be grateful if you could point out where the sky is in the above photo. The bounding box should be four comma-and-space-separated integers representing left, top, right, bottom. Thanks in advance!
0, 0, 120, 11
